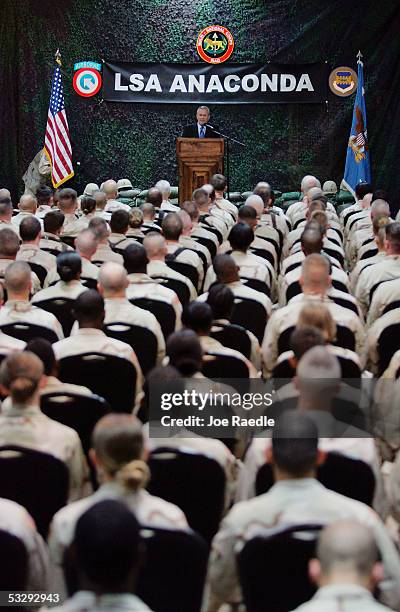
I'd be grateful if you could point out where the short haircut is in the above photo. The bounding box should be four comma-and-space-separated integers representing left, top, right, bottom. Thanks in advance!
238, 205, 257, 222
0, 228, 19, 257
140, 202, 156, 218
253, 182, 271, 205
317, 520, 379, 577
123, 243, 148, 274
385, 222, 400, 253
74, 289, 104, 323
155, 180, 171, 197
182, 301, 213, 334
145, 188, 162, 208
211, 174, 227, 192
35, 185, 53, 206
301, 253, 330, 286
297, 344, 341, 380
167, 329, 203, 376
143, 232, 165, 258
110, 210, 130, 234
197, 105, 210, 114
213, 253, 238, 281
162, 213, 183, 240
229, 222, 254, 251
88, 217, 109, 240
44, 210, 65, 234
290, 326, 325, 361
57, 251, 82, 282
4, 261, 31, 293
181, 200, 199, 221
207, 283, 234, 320
355, 182, 373, 199
192, 188, 208, 207
58, 188, 77, 211
272, 411, 319, 476
19, 216, 41, 242
300, 227, 323, 254
0, 197, 13, 217
25, 338, 55, 376
74, 499, 141, 589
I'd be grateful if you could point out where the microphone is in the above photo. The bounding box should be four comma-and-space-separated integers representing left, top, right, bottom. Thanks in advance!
205, 123, 215, 129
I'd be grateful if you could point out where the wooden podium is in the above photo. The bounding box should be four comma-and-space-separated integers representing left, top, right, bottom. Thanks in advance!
176, 138, 224, 204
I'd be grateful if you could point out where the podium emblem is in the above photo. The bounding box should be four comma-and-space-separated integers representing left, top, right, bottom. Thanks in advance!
197, 25, 234, 64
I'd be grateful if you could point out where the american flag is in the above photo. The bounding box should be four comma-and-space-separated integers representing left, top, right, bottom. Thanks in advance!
44, 65, 74, 188
355, 132, 366, 147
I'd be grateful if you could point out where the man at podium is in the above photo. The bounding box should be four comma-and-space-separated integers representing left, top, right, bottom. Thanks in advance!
182, 105, 220, 138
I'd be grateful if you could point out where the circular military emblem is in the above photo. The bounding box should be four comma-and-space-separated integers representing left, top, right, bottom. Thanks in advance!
329, 67, 358, 97
73, 68, 102, 97
197, 25, 234, 64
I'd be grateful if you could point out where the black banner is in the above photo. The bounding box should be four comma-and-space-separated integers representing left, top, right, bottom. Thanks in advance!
103, 62, 328, 104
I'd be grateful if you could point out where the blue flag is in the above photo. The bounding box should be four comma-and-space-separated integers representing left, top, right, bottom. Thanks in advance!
342, 54, 371, 195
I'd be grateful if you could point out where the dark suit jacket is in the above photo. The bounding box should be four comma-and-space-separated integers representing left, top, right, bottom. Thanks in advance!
182, 124, 220, 138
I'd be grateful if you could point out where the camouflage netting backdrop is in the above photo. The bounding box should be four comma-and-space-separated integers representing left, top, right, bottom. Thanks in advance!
1, 0, 399, 208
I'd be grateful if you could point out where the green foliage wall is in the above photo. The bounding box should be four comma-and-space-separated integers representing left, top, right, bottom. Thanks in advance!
1, 0, 399, 208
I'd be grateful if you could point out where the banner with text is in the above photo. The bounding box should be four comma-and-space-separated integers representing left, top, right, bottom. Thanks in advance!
103, 62, 328, 104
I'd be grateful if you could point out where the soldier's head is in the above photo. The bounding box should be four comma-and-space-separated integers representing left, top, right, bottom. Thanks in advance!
73, 289, 105, 330
289, 325, 325, 370
196, 105, 210, 125
98, 262, 128, 299
355, 182, 373, 201
238, 205, 258, 230
162, 213, 183, 241
44, 210, 65, 236
384, 222, 400, 255
181, 200, 200, 223
207, 283, 234, 321
20, 216, 41, 244
91, 414, 149, 492
253, 182, 273, 209
297, 303, 336, 343
182, 301, 213, 337
75, 229, 99, 260
211, 173, 227, 194
0, 228, 19, 259
110, 210, 130, 235
4, 261, 31, 300
245, 194, 264, 219
270, 411, 320, 478
58, 188, 77, 214
179, 210, 193, 236
71, 499, 143, 595
154, 180, 171, 201
295, 345, 341, 411
299, 254, 331, 297
372, 215, 390, 250
0, 197, 13, 222
370, 199, 390, 221
36, 185, 53, 208
301, 227, 323, 255
102, 179, 118, 200
140, 202, 156, 220
192, 188, 209, 211
145, 188, 162, 210
0, 351, 44, 406
94, 190, 107, 211
300, 175, 321, 195
143, 232, 167, 261
88, 217, 109, 243
18, 194, 37, 214
229, 222, 254, 253
309, 521, 383, 591
167, 329, 203, 376
213, 253, 240, 284
57, 252, 82, 283
123, 243, 149, 275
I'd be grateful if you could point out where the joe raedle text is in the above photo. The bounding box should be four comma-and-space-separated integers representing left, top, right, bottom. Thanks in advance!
160, 414, 275, 428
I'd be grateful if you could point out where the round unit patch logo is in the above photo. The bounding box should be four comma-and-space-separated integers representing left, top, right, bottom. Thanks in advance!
73, 68, 102, 97
329, 67, 357, 97
197, 25, 234, 64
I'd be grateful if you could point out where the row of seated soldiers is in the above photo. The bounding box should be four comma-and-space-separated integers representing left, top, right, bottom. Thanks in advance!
0, 174, 399, 610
